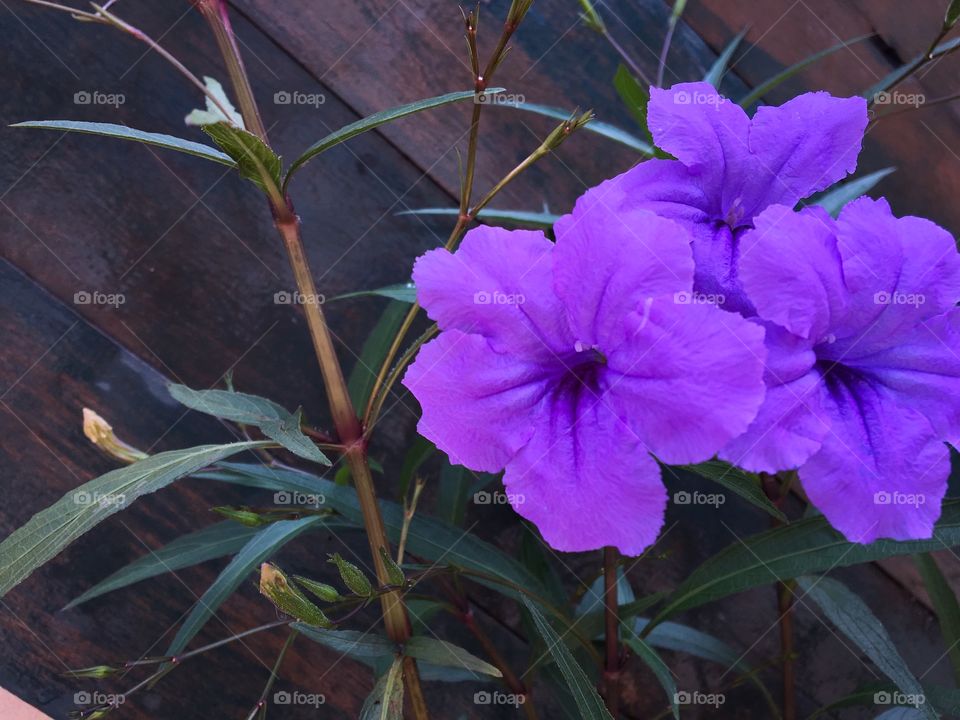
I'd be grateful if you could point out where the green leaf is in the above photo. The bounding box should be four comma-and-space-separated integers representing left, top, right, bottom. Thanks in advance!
521, 596, 614, 719
10, 120, 235, 166
809, 167, 895, 217
399, 436, 434, 499
704, 28, 748, 88
678, 461, 787, 521
347, 300, 410, 408
622, 634, 679, 720
294, 625, 397, 658
361, 657, 404, 720
165, 516, 331, 657
948, 0, 960, 28
201, 122, 282, 192
613, 64, 652, 143
650, 499, 960, 626
506, 101, 654, 155
405, 636, 502, 677
64, 521, 260, 609
0, 441, 270, 599
739, 33, 875, 109
914, 554, 960, 685
332, 284, 417, 305
284, 89, 496, 187
866, 37, 960, 100
435, 462, 473, 527
797, 575, 936, 720
397, 207, 560, 230
168, 384, 329, 465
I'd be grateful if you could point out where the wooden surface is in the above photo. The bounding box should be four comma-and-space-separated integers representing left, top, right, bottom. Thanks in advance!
1, 1, 959, 718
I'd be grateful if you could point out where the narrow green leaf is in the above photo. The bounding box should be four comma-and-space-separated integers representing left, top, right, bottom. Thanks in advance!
10, 120, 235, 166
65, 521, 260, 609
948, 0, 960, 29
613, 64, 652, 143
0, 441, 270, 599
397, 207, 560, 229
651, 500, 960, 626
361, 657, 404, 720
168, 384, 329, 465
622, 634, 679, 720
435, 462, 473, 527
505, 101, 654, 155
809, 167, 895, 217
740, 33, 875, 109
797, 575, 936, 720
915, 553, 960, 685
866, 37, 960, 101
521, 596, 614, 719
679, 460, 787, 521
294, 625, 397, 659
201, 122, 282, 192
399, 436, 434, 499
332, 284, 417, 305
347, 300, 409, 408
284, 89, 497, 187
704, 28, 748, 88
165, 516, 331, 657
405, 636, 502, 677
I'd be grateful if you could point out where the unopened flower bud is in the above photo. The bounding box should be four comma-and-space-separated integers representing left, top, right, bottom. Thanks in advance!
212, 506, 268, 527
328, 553, 372, 597
259, 563, 332, 627
576, 0, 605, 32
379, 547, 406, 587
64, 665, 119, 679
293, 576, 342, 603
541, 109, 594, 153
82, 408, 147, 464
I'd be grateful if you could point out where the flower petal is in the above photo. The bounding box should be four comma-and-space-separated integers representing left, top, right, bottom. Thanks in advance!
801, 379, 947, 542
402, 331, 548, 472
747, 92, 867, 209
412, 226, 572, 357
502, 390, 666, 555
739, 204, 847, 340
553, 195, 694, 351
606, 299, 767, 464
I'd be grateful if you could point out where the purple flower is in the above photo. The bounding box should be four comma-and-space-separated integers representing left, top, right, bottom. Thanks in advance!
721, 197, 960, 542
599, 82, 868, 313
402, 187, 768, 555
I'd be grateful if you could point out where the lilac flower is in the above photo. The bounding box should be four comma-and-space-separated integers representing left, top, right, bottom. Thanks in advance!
599, 82, 868, 313
721, 197, 960, 542
402, 188, 768, 555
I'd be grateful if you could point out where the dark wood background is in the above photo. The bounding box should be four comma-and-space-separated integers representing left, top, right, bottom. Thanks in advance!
2, 1, 960, 718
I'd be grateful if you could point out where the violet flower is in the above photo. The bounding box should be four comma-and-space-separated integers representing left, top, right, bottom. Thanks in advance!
600, 82, 868, 313
402, 188, 767, 555
721, 198, 960, 542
